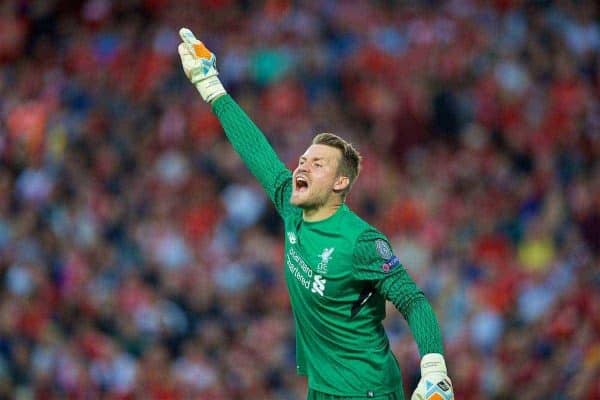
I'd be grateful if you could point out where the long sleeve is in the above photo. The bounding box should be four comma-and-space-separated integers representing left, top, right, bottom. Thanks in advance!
377, 275, 444, 356
353, 228, 444, 356
211, 95, 293, 216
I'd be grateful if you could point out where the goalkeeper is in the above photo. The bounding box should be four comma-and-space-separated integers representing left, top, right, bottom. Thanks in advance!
177, 28, 454, 400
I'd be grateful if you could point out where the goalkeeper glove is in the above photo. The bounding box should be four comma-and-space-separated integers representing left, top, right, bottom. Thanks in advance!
177, 27, 226, 103
411, 353, 454, 400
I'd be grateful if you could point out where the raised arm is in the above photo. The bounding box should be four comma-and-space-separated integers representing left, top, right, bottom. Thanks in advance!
177, 28, 293, 216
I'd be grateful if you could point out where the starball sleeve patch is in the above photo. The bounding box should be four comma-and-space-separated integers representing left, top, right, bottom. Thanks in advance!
375, 239, 392, 260
375, 239, 400, 273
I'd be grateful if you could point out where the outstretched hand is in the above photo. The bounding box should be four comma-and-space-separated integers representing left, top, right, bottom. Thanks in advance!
177, 27, 226, 103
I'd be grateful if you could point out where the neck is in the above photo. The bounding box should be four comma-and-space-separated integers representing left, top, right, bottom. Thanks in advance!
302, 200, 343, 222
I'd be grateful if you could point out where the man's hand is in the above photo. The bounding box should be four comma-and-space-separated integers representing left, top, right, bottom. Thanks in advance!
411, 353, 454, 400
177, 27, 226, 103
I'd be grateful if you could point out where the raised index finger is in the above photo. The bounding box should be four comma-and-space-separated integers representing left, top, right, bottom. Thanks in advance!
179, 28, 199, 44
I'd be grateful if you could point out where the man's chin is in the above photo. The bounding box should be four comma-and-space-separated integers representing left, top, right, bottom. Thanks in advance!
290, 197, 304, 207
290, 194, 310, 208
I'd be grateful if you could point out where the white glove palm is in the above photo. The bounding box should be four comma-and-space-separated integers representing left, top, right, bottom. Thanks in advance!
177, 27, 226, 103
411, 353, 454, 400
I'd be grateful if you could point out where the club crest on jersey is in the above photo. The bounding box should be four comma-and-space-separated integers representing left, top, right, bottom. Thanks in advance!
317, 247, 335, 274
287, 232, 297, 244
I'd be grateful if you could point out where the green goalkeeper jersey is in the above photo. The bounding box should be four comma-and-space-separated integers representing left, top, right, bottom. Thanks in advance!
212, 95, 443, 397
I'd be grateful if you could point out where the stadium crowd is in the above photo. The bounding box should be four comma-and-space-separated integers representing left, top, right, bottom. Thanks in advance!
0, 0, 599, 398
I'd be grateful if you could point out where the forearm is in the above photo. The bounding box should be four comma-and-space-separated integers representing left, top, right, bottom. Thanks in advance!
404, 297, 444, 355
178, 30, 292, 212
377, 273, 444, 355
211, 94, 290, 199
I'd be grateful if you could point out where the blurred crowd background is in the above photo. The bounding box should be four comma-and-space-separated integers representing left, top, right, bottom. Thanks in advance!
0, 0, 599, 399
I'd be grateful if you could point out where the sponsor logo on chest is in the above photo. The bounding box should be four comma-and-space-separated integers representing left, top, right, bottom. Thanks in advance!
286, 246, 330, 297
311, 274, 326, 296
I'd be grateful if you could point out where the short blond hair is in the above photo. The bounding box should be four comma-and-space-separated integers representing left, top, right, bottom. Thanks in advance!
312, 133, 362, 196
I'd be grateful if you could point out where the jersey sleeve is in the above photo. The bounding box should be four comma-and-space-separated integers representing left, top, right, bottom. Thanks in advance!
352, 229, 404, 282
353, 229, 444, 355
212, 94, 293, 217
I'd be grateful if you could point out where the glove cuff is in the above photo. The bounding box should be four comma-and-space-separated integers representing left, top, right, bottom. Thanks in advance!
194, 75, 227, 104
420, 353, 447, 376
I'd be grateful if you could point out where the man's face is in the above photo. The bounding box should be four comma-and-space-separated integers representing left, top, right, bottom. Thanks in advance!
291, 144, 343, 209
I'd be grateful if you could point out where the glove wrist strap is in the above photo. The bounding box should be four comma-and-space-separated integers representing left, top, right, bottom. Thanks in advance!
195, 75, 227, 103
420, 353, 447, 376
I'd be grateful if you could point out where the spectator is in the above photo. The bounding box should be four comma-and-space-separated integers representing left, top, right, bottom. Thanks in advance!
0, 0, 598, 398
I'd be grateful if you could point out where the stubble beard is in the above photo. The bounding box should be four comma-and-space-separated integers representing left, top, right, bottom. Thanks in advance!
290, 189, 328, 210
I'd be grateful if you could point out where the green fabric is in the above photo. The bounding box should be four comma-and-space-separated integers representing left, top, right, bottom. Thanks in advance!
283, 206, 404, 395
307, 387, 405, 400
211, 94, 443, 396
354, 229, 444, 356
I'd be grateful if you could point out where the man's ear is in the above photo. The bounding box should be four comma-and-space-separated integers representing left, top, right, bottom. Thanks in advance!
333, 176, 350, 193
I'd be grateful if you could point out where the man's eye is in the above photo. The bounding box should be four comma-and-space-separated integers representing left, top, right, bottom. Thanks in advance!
315, 163, 322, 168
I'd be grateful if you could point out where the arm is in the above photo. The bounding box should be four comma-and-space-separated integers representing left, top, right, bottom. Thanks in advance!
353, 230, 453, 400
177, 28, 292, 216
352, 230, 443, 354
211, 95, 292, 214
376, 271, 444, 356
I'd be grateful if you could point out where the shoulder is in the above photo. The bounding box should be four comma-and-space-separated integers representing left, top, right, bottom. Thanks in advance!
338, 206, 384, 241
341, 207, 394, 261
344, 209, 403, 278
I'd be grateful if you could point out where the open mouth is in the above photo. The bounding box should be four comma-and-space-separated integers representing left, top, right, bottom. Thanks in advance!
295, 176, 309, 192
